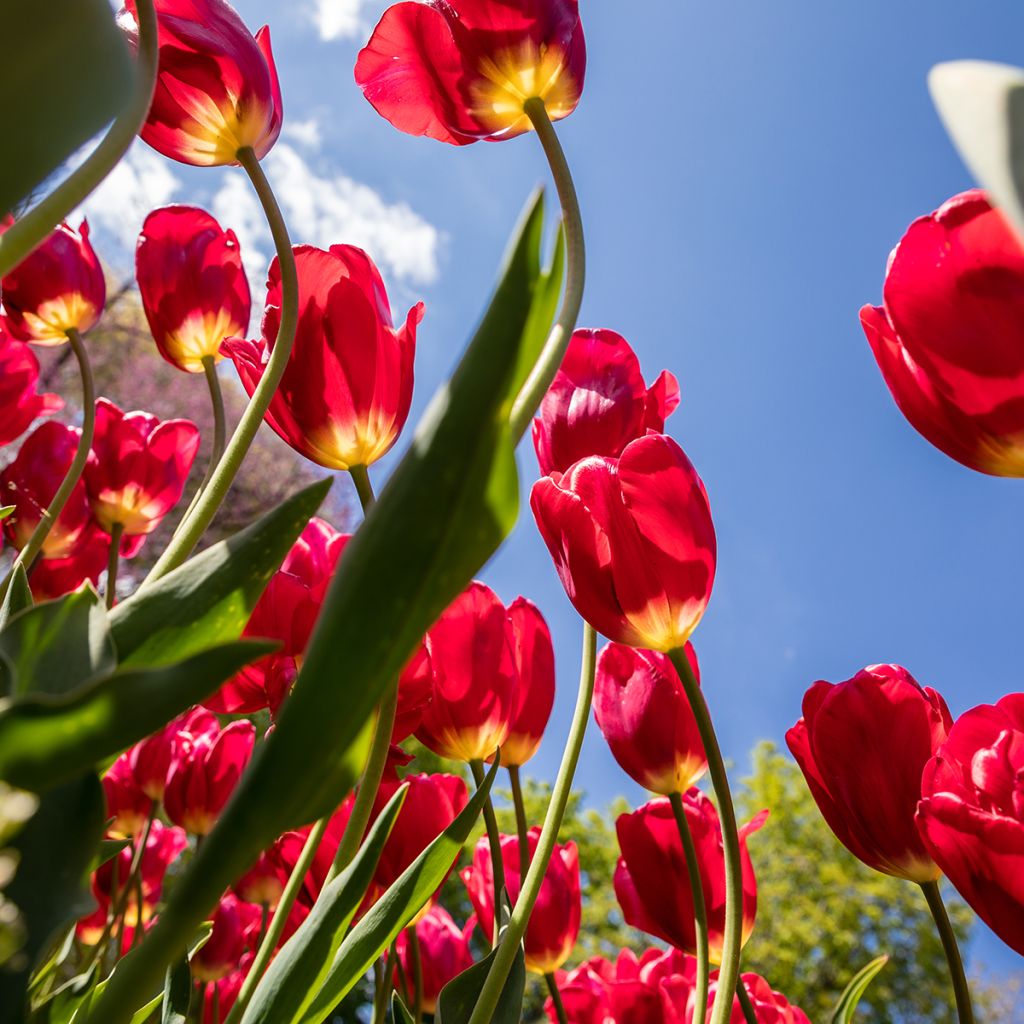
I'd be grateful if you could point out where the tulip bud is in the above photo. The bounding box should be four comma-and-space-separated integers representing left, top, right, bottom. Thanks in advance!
102, 754, 154, 838
130, 707, 218, 801
0, 331, 62, 446
193, 895, 261, 982
499, 598, 556, 767
395, 906, 475, 1015
356, 1, 586, 145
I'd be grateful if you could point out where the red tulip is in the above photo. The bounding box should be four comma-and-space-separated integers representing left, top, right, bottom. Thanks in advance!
395, 906, 475, 1014
703, 971, 812, 1024
861, 189, 1024, 476
1, 220, 105, 344
594, 642, 706, 796
614, 792, 766, 962
27, 528, 110, 601
393, 643, 435, 744
224, 245, 422, 471
462, 827, 581, 974
193, 894, 261, 982
201, 955, 252, 1024
355, 0, 586, 145
130, 707, 217, 801
85, 398, 200, 541
414, 581, 519, 762
533, 329, 680, 477
102, 754, 154, 839
119, 0, 282, 166
0, 332, 62, 446
234, 830, 304, 910
164, 718, 255, 834
499, 597, 555, 767
786, 664, 952, 882
531, 434, 716, 652
917, 693, 1024, 955
136, 206, 250, 373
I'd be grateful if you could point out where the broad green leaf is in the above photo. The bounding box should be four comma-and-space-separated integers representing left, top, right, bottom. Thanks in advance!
1, 0, 132, 218
110, 478, 331, 668
161, 953, 192, 1024
300, 760, 499, 1024
0, 640, 273, 791
391, 993, 415, 1024
0, 565, 33, 634
0, 507, 14, 521
241, 784, 409, 1024
434, 943, 526, 1024
90, 838, 131, 873
0, 773, 104, 1020
0, 585, 115, 698
929, 61, 1024, 241
829, 954, 889, 1024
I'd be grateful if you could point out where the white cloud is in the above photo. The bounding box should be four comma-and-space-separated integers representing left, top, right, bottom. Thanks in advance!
309, 0, 366, 41
283, 117, 323, 151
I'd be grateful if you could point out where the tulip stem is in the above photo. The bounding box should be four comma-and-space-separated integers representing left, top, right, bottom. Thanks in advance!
545, 973, 569, 1024
735, 976, 758, 1024
200, 355, 227, 493
667, 646, 743, 1024
465, 622, 597, 1024
224, 815, 331, 1024
509, 99, 586, 444
471, 758, 506, 946
408, 926, 424, 1023
350, 464, 376, 512
508, 765, 531, 879
105, 523, 124, 610
669, 789, 710, 1019
142, 146, 299, 585
921, 881, 975, 1024
0, 0, 159, 278
1, 327, 96, 595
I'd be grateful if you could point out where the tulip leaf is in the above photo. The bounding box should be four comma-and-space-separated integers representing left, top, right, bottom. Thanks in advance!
0, 585, 115, 699
0, 640, 273, 792
0, 773, 105, 1021
0, 507, 14, 521
929, 60, 1024, 241
0, 565, 33, 634
0, 0, 133, 218
109, 478, 331, 668
299, 760, 499, 1024
391, 993, 416, 1024
240, 784, 409, 1024
829, 954, 889, 1024
433, 944, 526, 1024
161, 953, 192, 1024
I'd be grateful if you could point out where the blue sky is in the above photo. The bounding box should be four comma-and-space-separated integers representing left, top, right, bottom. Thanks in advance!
81, 0, 1024, 981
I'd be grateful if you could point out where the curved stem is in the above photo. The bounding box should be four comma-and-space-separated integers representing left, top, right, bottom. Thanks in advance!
142, 146, 298, 584
921, 881, 975, 1024
105, 522, 124, 610
735, 976, 758, 1024
0, 0, 159, 277
349, 464, 376, 512
408, 926, 423, 1024
667, 646, 742, 1024
466, 622, 596, 1024
3, 327, 95, 591
471, 759, 506, 946
669, 790, 709, 1019
545, 972, 569, 1024
508, 765, 531, 880
199, 355, 227, 493
223, 816, 330, 1024
509, 99, 586, 443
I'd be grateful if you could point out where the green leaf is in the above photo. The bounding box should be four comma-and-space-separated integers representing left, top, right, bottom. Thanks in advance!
391, 992, 416, 1024
241, 784, 409, 1024
434, 943, 526, 1024
829, 954, 889, 1024
161, 953, 192, 1024
90, 838, 131, 873
0, 507, 14, 521
0, 585, 115, 698
0, 0, 133, 218
0, 565, 33, 635
110, 478, 331, 668
0, 640, 273, 792
299, 760, 499, 1024
929, 61, 1024, 241
0, 773, 105, 1020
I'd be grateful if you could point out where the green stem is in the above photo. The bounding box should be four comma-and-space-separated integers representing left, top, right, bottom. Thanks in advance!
508, 765, 531, 880
508, 98, 586, 443
371, 958, 388, 1024
142, 146, 298, 584
471, 759, 506, 946
408, 927, 423, 1024
105, 522, 124, 610
667, 646, 743, 1024
0, 0, 159, 277
545, 973, 569, 1024
198, 355, 227, 495
465, 622, 596, 1024
669, 790, 709, 1020
921, 881, 975, 1024
349, 464, 376, 511
735, 976, 757, 1024
3, 327, 95, 591
392, 935, 411, 1007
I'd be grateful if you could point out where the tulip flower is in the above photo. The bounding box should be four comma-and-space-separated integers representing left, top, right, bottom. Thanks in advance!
130, 707, 218, 801
355, 0, 586, 145
27, 529, 110, 601
0, 332, 62, 446
532, 434, 716, 652
136, 206, 251, 372
102, 754, 154, 839
704, 971, 812, 1024
500, 597, 555, 767
786, 664, 952, 882
594, 642, 706, 796
192, 895, 261, 982
0, 220, 105, 344
164, 719, 255, 834
533, 329, 680, 477
614, 792, 766, 962
414, 582, 520, 762
224, 245, 422, 472
201, 958, 252, 1024
395, 906, 475, 1015
85, 398, 200, 543
462, 827, 581, 974
917, 693, 1024, 955
234, 828, 307, 910
861, 189, 1024, 476
119, 0, 282, 166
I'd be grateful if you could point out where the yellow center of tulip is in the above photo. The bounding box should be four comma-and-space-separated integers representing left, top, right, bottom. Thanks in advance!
166, 309, 243, 373
22, 293, 98, 345
178, 91, 273, 166
307, 417, 400, 473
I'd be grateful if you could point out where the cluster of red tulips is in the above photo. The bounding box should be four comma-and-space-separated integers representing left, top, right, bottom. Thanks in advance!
1, 1, 1022, 1023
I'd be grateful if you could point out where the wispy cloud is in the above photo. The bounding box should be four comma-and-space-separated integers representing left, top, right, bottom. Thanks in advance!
308, 0, 366, 41
282, 117, 323, 151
